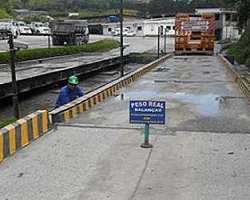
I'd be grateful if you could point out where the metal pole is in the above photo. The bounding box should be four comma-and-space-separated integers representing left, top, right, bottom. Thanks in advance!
164, 28, 167, 54
120, 0, 124, 77
48, 34, 51, 48
8, 34, 20, 119
157, 27, 160, 58
141, 123, 153, 148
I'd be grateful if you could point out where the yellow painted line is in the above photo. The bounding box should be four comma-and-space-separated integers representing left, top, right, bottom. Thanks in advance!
87, 99, 92, 108
79, 103, 84, 113
93, 96, 97, 105
102, 91, 106, 100
100, 93, 104, 101
17, 119, 29, 147
64, 110, 70, 122
31, 114, 39, 140
109, 88, 113, 96
72, 107, 78, 118
0, 131, 3, 162
91, 97, 95, 106
84, 101, 88, 111
5, 125, 16, 155
106, 89, 109, 97
88, 99, 92, 108
41, 111, 49, 133
97, 94, 101, 103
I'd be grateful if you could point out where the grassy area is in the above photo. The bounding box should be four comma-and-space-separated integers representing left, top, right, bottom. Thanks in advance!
0, 39, 120, 64
0, 117, 16, 129
78, 9, 139, 18
227, 26, 250, 68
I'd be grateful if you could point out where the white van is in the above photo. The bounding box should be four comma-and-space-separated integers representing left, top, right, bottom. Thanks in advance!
12, 21, 32, 35
30, 22, 50, 35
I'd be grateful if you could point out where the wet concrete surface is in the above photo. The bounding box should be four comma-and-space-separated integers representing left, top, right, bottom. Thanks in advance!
69, 55, 250, 134
0, 63, 143, 121
1, 55, 250, 200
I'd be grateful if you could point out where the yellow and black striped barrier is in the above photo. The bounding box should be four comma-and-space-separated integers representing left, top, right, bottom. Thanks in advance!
219, 54, 250, 101
50, 54, 172, 123
0, 110, 49, 163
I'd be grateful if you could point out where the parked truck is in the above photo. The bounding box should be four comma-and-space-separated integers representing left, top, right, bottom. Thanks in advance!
49, 20, 89, 45
175, 14, 215, 55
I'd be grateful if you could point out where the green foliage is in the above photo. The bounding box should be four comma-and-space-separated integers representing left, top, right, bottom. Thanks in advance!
77, 9, 138, 18
22, 15, 49, 24
0, 39, 120, 64
227, 26, 250, 68
0, 117, 17, 129
0, 9, 11, 19
227, 0, 250, 28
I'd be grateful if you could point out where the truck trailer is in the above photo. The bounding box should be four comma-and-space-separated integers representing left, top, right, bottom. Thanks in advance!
175, 14, 215, 55
49, 20, 89, 46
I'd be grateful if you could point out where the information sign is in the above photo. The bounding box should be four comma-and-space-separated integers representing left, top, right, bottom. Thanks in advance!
129, 100, 166, 124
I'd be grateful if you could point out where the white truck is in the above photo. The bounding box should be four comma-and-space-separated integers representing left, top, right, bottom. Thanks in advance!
30, 22, 50, 35
12, 21, 32, 35
0, 22, 19, 39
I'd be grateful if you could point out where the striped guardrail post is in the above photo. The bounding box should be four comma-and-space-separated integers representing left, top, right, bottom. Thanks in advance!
0, 110, 49, 163
50, 54, 172, 123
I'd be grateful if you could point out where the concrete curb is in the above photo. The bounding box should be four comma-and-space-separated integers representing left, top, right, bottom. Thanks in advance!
50, 54, 172, 123
0, 110, 49, 163
219, 54, 250, 102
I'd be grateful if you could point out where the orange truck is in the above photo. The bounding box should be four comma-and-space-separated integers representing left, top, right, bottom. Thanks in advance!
175, 13, 215, 55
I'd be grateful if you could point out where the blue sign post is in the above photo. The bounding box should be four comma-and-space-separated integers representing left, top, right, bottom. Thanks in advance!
129, 100, 166, 148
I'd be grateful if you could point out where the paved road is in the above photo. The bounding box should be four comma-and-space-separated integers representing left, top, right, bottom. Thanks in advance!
0, 35, 103, 51
0, 55, 250, 200
0, 34, 174, 53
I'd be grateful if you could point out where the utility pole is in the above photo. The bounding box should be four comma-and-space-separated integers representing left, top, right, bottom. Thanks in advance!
164, 28, 167, 54
120, 0, 124, 77
157, 27, 160, 58
48, 33, 51, 48
8, 33, 20, 119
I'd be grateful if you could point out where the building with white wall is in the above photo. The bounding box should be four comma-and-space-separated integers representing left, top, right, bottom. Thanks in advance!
195, 8, 241, 40
102, 17, 175, 37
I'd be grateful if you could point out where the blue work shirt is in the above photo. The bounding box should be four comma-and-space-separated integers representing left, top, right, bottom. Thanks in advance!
55, 85, 84, 108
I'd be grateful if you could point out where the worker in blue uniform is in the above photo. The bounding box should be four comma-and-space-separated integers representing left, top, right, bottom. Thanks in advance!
55, 75, 84, 108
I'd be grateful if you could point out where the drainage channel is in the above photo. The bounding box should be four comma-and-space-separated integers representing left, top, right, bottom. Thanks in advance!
0, 63, 143, 122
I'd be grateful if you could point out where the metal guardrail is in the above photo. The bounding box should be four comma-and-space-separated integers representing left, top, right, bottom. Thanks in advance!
219, 54, 250, 102
0, 110, 49, 163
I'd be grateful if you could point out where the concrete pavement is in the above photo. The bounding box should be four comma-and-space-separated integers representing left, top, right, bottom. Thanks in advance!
0, 55, 250, 200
